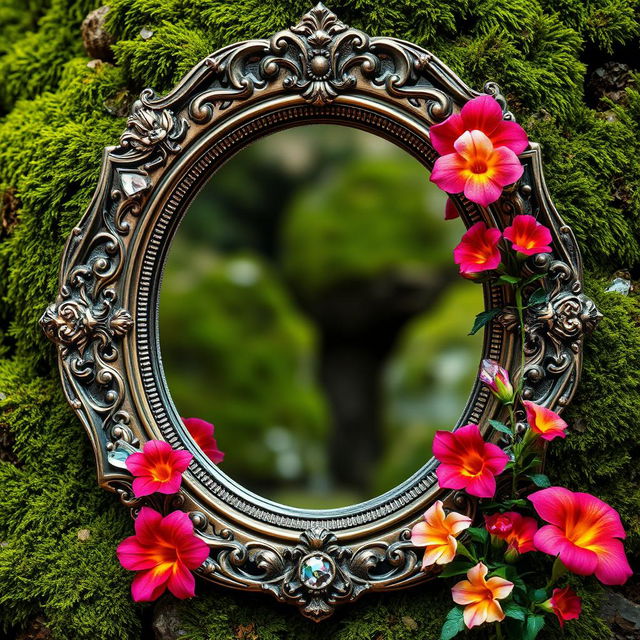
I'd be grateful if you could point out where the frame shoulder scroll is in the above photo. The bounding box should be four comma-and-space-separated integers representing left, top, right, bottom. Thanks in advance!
41, 3, 599, 620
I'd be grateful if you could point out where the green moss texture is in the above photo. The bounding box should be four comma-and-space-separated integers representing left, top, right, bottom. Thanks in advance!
0, 0, 639, 638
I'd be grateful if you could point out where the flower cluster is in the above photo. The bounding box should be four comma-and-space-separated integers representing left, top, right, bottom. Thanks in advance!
116, 417, 223, 601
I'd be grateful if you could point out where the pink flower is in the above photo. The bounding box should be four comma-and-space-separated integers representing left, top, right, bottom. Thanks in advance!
117, 507, 210, 601
479, 359, 515, 404
523, 401, 568, 441
503, 215, 552, 255
411, 500, 472, 567
451, 562, 514, 629
484, 512, 537, 558
182, 417, 224, 464
433, 424, 509, 498
126, 440, 192, 497
430, 94, 529, 157
453, 222, 502, 276
542, 587, 582, 628
431, 130, 524, 207
484, 513, 514, 538
530, 487, 633, 585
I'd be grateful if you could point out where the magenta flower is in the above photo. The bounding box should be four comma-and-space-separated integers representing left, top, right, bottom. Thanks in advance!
542, 587, 582, 628
125, 440, 192, 497
503, 214, 552, 255
433, 424, 509, 498
182, 417, 224, 464
430, 94, 529, 157
453, 222, 502, 276
117, 507, 210, 601
479, 359, 515, 404
431, 130, 524, 207
530, 487, 633, 585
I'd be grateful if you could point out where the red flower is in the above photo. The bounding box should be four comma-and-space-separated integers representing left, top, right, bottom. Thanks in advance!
524, 401, 568, 441
484, 512, 537, 557
117, 507, 210, 601
126, 440, 192, 497
503, 215, 552, 255
543, 587, 582, 628
433, 424, 509, 498
453, 222, 502, 276
430, 94, 529, 157
530, 487, 633, 585
445, 197, 459, 220
182, 417, 224, 464
431, 130, 523, 207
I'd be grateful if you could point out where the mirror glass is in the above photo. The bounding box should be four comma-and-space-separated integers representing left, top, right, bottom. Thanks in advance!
159, 125, 484, 509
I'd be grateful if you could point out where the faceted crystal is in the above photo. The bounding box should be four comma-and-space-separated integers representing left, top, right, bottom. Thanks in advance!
121, 172, 149, 197
300, 554, 334, 589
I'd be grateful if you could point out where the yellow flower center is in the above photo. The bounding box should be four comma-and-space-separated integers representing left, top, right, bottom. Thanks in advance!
150, 462, 173, 482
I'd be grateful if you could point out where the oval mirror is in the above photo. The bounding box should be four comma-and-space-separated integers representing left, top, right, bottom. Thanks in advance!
159, 125, 484, 509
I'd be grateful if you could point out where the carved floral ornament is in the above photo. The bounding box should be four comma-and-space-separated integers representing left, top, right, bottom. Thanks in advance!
41, 4, 603, 623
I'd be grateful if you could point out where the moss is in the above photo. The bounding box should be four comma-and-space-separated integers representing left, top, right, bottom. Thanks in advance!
0, 0, 639, 638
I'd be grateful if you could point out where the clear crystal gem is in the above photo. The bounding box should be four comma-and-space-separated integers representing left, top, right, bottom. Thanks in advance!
121, 172, 149, 197
300, 554, 334, 589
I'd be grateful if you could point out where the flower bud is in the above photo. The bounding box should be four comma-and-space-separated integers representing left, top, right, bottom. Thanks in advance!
479, 359, 515, 404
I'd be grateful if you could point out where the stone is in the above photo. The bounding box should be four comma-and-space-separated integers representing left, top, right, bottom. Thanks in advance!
300, 554, 334, 589
81, 6, 114, 61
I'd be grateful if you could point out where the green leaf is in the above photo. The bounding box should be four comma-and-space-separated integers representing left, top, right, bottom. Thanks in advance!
503, 602, 527, 621
527, 288, 549, 306
440, 607, 465, 640
523, 273, 546, 285
499, 274, 521, 285
439, 560, 475, 578
523, 614, 545, 640
530, 588, 548, 603
529, 473, 551, 488
467, 527, 489, 544
469, 308, 503, 335
489, 419, 514, 437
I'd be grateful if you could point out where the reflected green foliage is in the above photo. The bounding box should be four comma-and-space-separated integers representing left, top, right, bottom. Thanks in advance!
0, 0, 639, 637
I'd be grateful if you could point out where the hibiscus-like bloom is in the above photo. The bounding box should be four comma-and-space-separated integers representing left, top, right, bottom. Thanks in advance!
452, 562, 514, 629
117, 507, 210, 601
541, 587, 582, 628
431, 130, 524, 207
182, 417, 224, 464
430, 94, 529, 157
523, 401, 568, 441
503, 214, 552, 255
433, 424, 509, 498
530, 487, 633, 585
126, 440, 193, 497
453, 222, 502, 276
411, 500, 472, 567
479, 359, 515, 404
484, 512, 514, 537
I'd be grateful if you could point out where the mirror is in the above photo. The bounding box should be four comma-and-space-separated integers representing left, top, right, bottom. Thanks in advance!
160, 125, 484, 509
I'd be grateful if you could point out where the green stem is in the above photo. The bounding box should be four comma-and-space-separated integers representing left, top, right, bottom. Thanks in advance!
495, 622, 504, 640
515, 285, 526, 395
456, 541, 478, 563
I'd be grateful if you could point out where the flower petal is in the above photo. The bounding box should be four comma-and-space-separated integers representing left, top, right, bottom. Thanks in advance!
491, 120, 529, 154
487, 146, 524, 187
460, 95, 503, 137
436, 464, 470, 490
134, 506, 163, 544
593, 539, 634, 585
117, 537, 158, 571
445, 198, 460, 220
429, 113, 466, 155
534, 525, 599, 576
132, 476, 163, 498
131, 566, 171, 602
453, 130, 494, 163
463, 601, 491, 629
464, 471, 497, 498
167, 562, 197, 599
446, 511, 473, 536
431, 153, 469, 194
463, 174, 504, 207
486, 576, 514, 600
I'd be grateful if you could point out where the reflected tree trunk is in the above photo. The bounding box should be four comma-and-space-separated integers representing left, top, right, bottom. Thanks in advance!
296, 269, 457, 493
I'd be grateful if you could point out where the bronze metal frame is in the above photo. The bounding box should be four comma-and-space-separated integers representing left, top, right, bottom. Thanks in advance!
41, 4, 600, 620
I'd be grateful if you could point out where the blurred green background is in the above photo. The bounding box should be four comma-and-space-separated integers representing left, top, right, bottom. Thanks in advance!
159, 125, 484, 509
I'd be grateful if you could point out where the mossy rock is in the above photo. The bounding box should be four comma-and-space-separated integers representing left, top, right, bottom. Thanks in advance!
0, 1, 639, 638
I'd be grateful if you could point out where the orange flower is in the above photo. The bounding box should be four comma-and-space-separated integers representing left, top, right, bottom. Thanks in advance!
410, 500, 472, 567
451, 562, 514, 629
523, 401, 568, 441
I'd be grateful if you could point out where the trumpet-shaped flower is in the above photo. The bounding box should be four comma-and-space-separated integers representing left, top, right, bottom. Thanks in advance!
431, 130, 524, 207
503, 215, 552, 255
410, 500, 472, 567
453, 222, 502, 276
433, 424, 509, 498
117, 507, 210, 601
182, 417, 224, 464
523, 401, 568, 441
430, 94, 529, 157
126, 440, 192, 497
542, 587, 582, 628
530, 487, 633, 585
451, 562, 514, 629
479, 359, 514, 404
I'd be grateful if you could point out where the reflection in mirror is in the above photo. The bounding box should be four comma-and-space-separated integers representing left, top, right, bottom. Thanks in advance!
159, 125, 484, 509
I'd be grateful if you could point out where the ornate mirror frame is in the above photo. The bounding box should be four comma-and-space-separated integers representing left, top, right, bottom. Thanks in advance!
41, 4, 600, 621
